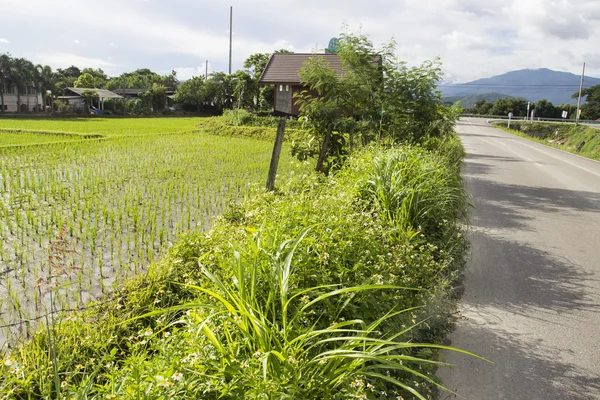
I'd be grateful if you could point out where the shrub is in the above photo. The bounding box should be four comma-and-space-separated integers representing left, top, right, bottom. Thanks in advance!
501, 121, 555, 138
221, 109, 305, 130
200, 116, 309, 143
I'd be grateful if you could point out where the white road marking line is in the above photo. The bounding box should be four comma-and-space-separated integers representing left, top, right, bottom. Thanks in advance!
467, 119, 600, 177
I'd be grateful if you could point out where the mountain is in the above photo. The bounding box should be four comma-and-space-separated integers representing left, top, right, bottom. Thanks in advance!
440, 68, 600, 105
443, 93, 513, 109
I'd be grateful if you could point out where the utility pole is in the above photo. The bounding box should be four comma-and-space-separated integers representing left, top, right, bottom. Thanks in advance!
205, 60, 209, 81
229, 6, 233, 75
576, 62, 586, 126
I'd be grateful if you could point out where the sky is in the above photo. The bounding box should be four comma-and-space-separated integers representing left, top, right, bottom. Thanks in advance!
0, 0, 599, 83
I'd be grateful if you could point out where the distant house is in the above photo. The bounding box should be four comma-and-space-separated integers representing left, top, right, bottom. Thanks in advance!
56, 87, 123, 111
259, 53, 343, 116
1, 83, 43, 112
112, 88, 177, 109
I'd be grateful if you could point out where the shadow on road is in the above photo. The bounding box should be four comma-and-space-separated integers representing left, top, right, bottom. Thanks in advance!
469, 178, 600, 215
466, 153, 525, 163
437, 228, 600, 399
438, 320, 600, 400
469, 231, 599, 317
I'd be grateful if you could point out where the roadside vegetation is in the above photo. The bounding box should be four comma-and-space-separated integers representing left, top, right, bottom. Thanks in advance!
492, 121, 600, 161
0, 31, 473, 399
0, 139, 470, 399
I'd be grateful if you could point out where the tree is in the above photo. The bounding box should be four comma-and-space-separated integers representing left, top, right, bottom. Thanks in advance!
557, 103, 578, 120
471, 99, 493, 115
164, 70, 179, 90
244, 53, 270, 76
296, 56, 342, 172
231, 70, 255, 109
81, 68, 107, 88
74, 73, 97, 88
533, 99, 559, 118
205, 72, 233, 110
573, 85, 600, 120
54, 65, 81, 94
149, 83, 167, 112
9, 57, 34, 112
0, 53, 11, 112
37, 65, 55, 111
295, 31, 450, 173
31, 64, 42, 111
489, 97, 528, 117
243, 53, 270, 109
80, 89, 99, 112
106, 69, 177, 91
173, 76, 206, 111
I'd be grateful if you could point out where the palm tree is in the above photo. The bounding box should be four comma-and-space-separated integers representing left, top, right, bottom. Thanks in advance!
22, 60, 35, 112
9, 58, 30, 112
37, 65, 54, 111
0, 53, 12, 113
32, 64, 42, 112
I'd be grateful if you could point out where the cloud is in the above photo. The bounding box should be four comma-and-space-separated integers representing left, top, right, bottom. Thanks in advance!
73, 39, 80, 44
1, 0, 600, 82
502, 0, 593, 40
173, 65, 209, 81
34, 53, 116, 69
0, 38, 10, 44
444, 31, 487, 51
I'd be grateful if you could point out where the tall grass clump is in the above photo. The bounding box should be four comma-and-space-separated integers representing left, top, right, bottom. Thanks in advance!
364, 144, 467, 236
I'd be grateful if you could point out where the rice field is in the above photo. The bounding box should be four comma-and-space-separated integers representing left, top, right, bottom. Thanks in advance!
0, 117, 297, 342
0, 117, 203, 137
0, 130, 89, 147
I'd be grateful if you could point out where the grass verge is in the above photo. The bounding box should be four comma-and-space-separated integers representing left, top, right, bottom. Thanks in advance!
492, 121, 600, 162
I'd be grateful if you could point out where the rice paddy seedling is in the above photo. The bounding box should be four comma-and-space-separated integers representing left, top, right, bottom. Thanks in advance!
0, 117, 299, 341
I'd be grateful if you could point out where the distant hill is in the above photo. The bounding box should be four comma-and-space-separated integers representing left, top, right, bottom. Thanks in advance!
443, 93, 513, 109
440, 68, 600, 105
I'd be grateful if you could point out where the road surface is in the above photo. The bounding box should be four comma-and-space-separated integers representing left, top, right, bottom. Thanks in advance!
436, 118, 600, 399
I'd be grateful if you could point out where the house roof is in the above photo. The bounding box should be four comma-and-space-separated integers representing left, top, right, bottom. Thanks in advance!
258, 53, 343, 85
112, 88, 149, 96
65, 87, 123, 99
112, 88, 175, 96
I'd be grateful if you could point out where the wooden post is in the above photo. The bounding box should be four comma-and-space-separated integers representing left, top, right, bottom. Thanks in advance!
266, 117, 286, 191
316, 124, 333, 173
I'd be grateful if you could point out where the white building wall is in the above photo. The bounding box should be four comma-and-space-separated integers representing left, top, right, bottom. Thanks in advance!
1, 87, 43, 112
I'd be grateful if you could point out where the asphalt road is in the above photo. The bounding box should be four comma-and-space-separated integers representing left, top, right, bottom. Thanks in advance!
436, 118, 600, 399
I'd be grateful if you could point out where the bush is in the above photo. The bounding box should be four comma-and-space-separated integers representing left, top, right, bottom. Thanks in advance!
500, 121, 556, 138
200, 116, 309, 143
221, 109, 305, 130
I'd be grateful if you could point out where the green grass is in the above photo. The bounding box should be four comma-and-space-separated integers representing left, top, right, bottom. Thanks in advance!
0, 130, 90, 147
0, 117, 303, 341
493, 121, 600, 161
0, 117, 205, 137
